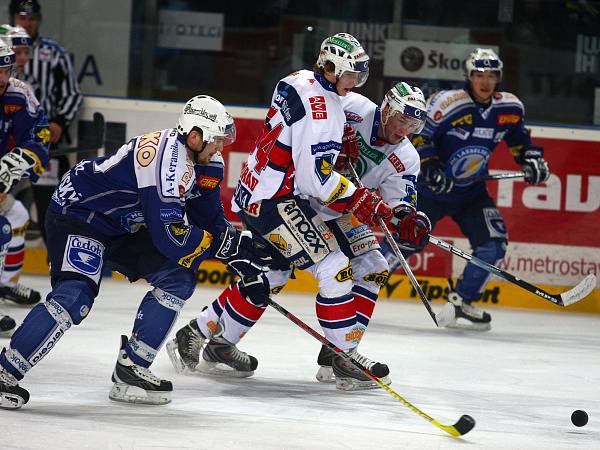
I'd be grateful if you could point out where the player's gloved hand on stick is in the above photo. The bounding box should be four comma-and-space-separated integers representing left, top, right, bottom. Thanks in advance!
421, 158, 454, 194
0, 148, 36, 193
238, 273, 271, 307
516, 146, 550, 184
388, 205, 431, 251
212, 227, 270, 278
346, 187, 392, 227
335, 123, 360, 171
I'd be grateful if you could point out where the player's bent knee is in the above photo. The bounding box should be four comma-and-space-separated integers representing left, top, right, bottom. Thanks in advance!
474, 240, 506, 264
46, 278, 96, 326
150, 265, 197, 300
312, 251, 353, 298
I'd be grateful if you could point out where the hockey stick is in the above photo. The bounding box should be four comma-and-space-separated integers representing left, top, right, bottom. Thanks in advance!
268, 298, 476, 437
454, 171, 525, 183
429, 236, 597, 306
347, 164, 452, 327
51, 112, 106, 157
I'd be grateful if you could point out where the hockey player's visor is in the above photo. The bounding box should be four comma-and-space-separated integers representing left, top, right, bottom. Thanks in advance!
340, 68, 369, 88
391, 112, 425, 134
210, 122, 236, 147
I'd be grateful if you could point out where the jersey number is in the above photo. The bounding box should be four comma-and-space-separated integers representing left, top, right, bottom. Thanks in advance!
253, 123, 283, 174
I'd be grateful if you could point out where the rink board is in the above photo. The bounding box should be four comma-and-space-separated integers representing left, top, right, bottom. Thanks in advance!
23, 249, 600, 313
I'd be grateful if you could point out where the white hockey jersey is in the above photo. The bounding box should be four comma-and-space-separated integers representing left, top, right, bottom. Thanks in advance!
232, 70, 357, 214
312, 92, 421, 221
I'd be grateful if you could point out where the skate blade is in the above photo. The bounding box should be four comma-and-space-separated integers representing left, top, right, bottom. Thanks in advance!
109, 383, 171, 405
315, 366, 335, 383
445, 319, 491, 332
195, 360, 254, 378
166, 339, 191, 374
335, 375, 391, 391
0, 392, 26, 409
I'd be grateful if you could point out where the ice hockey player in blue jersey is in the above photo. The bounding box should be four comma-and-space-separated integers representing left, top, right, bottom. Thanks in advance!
0, 41, 49, 333
381, 48, 550, 331
0, 95, 269, 409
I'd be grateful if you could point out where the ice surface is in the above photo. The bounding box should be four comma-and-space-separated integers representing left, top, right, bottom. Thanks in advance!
1, 276, 599, 449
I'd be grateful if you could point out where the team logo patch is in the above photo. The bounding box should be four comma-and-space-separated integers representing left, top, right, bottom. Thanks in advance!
315, 154, 335, 184
335, 263, 353, 282
160, 208, 183, 222
62, 235, 104, 282
345, 327, 364, 343
37, 127, 51, 144
344, 111, 363, 123
121, 211, 146, 232
197, 175, 220, 189
271, 286, 284, 295
309, 95, 327, 120
497, 114, 520, 125
165, 222, 192, 247
3, 104, 22, 114
325, 178, 349, 205
447, 128, 470, 140
364, 270, 390, 287
387, 153, 405, 173
472, 127, 494, 139
451, 114, 473, 127
433, 110, 443, 121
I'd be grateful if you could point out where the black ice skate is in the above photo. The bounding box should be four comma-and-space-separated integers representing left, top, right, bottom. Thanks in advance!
0, 313, 16, 337
0, 367, 29, 410
166, 319, 207, 373
199, 335, 258, 378
445, 290, 492, 332
109, 335, 172, 405
332, 348, 391, 391
315, 344, 336, 383
0, 283, 41, 305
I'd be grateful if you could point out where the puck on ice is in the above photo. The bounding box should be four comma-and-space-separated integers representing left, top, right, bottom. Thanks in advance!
571, 410, 588, 427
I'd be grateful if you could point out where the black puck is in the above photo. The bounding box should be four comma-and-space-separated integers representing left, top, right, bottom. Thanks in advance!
571, 410, 588, 427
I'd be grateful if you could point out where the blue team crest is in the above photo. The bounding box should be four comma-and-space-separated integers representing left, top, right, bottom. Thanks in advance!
121, 211, 146, 232
165, 222, 191, 247
64, 235, 104, 276
448, 146, 490, 185
315, 153, 335, 185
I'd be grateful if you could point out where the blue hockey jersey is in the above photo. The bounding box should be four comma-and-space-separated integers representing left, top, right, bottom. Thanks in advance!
50, 128, 224, 272
413, 88, 531, 201
0, 77, 50, 180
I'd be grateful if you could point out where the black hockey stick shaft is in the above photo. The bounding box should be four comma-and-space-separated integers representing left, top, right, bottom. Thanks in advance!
51, 112, 106, 157
268, 298, 475, 437
347, 164, 440, 326
429, 236, 596, 306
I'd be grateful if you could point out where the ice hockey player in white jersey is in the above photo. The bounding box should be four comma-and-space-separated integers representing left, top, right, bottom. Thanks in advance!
310, 82, 432, 386
168, 33, 401, 391
0, 96, 268, 409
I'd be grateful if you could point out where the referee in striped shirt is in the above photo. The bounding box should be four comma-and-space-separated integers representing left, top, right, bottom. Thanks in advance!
10, 0, 83, 241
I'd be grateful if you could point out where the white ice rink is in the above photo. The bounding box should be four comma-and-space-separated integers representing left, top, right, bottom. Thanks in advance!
1, 275, 599, 449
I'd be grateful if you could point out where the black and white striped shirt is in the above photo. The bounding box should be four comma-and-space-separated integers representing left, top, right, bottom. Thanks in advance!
24, 35, 82, 130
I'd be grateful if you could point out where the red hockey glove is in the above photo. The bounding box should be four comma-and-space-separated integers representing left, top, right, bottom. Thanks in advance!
346, 187, 392, 226
335, 123, 360, 171
389, 205, 431, 251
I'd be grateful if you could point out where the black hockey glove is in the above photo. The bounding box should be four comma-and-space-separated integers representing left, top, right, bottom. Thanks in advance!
515, 146, 550, 184
212, 227, 271, 278
238, 274, 271, 307
420, 158, 454, 194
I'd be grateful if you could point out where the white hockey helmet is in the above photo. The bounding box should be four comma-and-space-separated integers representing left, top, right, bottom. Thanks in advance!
177, 95, 236, 147
381, 82, 427, 134
465, 48, 503, 81
0, 40, 16, 70
317, 33, 370, 87
0, 24, 32, 48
